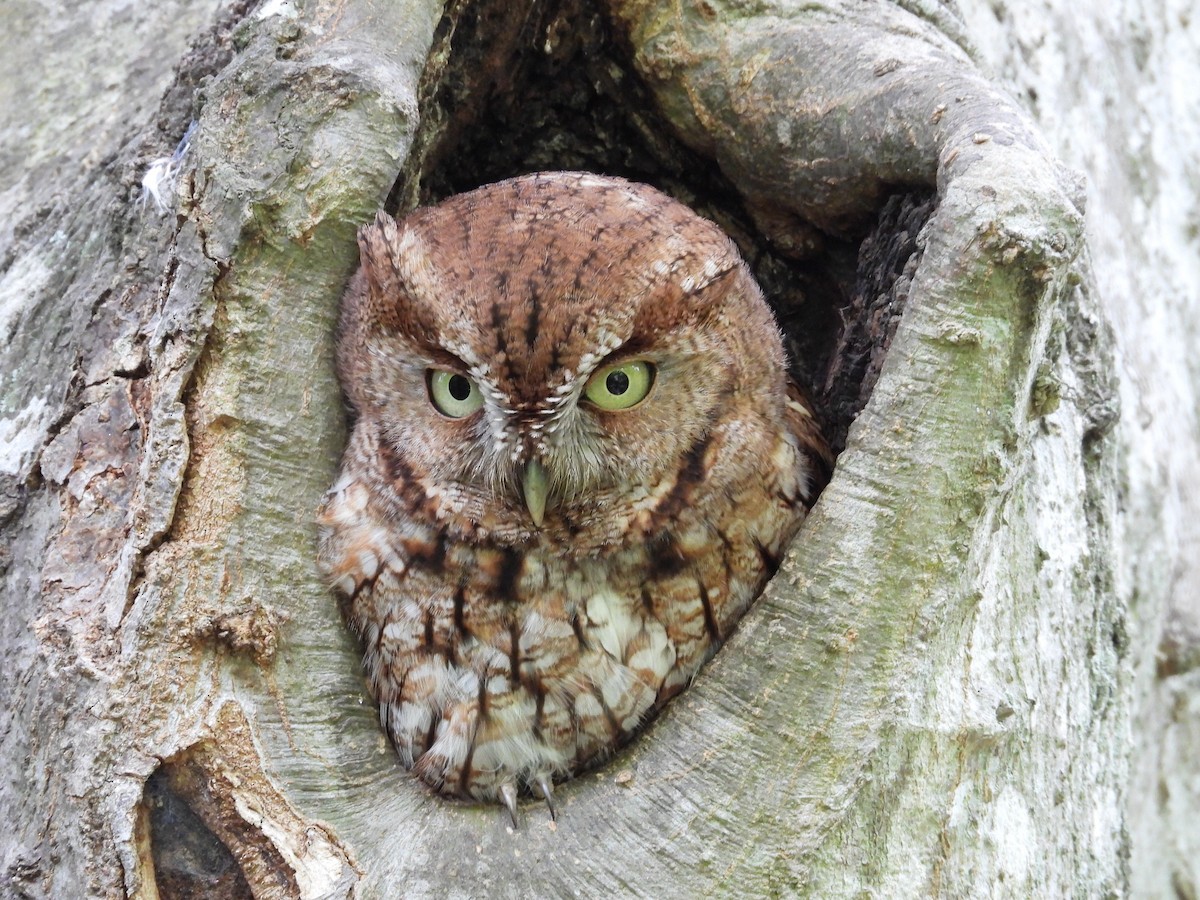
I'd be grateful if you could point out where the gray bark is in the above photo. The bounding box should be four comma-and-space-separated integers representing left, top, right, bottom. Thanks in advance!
0, 0, 1193, 898
955, 2, 1200, 896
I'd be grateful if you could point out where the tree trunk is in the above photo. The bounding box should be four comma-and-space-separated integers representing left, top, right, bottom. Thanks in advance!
0, 1, 1193, 898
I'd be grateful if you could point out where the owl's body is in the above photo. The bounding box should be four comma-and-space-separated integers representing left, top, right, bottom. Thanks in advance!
318, 172, 828, 809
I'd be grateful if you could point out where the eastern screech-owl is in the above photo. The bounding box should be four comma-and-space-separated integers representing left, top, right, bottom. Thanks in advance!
318, 172, 830, 819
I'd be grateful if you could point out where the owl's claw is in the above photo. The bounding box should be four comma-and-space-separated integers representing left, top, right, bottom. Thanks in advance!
536, 776, 557, 821
499, 782, 520, 827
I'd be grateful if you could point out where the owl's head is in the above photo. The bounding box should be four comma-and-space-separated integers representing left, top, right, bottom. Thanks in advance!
337, 172, 791, 548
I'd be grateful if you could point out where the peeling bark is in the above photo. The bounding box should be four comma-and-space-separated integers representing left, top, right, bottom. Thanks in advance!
0, 0, 1192, 898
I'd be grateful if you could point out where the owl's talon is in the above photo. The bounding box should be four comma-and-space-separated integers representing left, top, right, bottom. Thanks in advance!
536, 776, 556, 821
499, 782, 520, 827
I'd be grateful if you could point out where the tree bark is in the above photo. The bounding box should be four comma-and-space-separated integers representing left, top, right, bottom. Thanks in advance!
0, 0, 1192, 898
955, 2, 1200, 896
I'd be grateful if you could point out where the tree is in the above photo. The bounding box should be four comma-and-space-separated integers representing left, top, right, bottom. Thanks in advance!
1, 0, 1194, 896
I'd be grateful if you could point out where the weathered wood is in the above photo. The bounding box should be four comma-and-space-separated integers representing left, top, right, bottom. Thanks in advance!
956, 2, 1200, 895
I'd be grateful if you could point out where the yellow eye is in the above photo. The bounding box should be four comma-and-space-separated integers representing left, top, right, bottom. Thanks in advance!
428, 370, 484, 418
583, 360, 655, 411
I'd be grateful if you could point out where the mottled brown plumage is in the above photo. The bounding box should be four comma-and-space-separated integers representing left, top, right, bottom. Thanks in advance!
317, 172, 829, 816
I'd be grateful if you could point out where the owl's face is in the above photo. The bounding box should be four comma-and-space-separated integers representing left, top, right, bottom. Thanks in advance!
338, 172, 788, 548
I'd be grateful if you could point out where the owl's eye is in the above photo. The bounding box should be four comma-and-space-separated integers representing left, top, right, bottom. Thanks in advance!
583, 360, 655, 411
428, 370, 484, 418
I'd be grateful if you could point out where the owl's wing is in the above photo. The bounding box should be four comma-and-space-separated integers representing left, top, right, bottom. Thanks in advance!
784, 381, 834, 505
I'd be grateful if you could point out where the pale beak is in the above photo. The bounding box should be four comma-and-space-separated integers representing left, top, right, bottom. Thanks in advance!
522, 458, 548, 527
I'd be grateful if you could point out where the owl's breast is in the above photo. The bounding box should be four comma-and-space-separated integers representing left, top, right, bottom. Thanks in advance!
319, 420, 812, 801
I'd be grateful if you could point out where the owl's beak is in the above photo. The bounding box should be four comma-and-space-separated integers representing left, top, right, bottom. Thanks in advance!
522, 459, 548, 527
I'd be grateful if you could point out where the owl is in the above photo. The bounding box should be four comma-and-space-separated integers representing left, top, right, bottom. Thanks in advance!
318, 172, 830, 822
